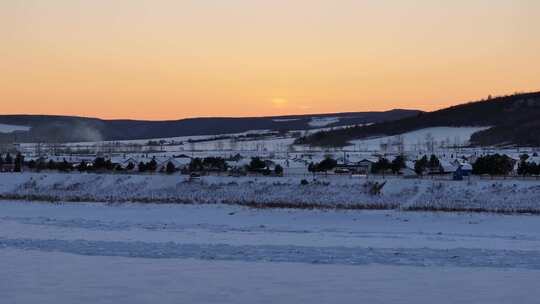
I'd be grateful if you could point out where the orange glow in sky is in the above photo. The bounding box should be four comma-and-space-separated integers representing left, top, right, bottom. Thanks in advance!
2, 0, 539, 120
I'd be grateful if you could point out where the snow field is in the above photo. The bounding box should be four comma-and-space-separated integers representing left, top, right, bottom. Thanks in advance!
1, 172, 540, 213
347, 126, 491, 151
2, 249, 540, 304
1, 201, 540, 303
0, 123, 30, 133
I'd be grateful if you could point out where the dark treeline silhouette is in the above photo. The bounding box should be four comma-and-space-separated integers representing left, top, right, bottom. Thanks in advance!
0, 153, 24, 172
517, 154, 540, 176
308, 157, 338, 173
189, 157, 228, 172
472, 154, 514, 176
295, 92, 540, 147
0, 110, 419, 143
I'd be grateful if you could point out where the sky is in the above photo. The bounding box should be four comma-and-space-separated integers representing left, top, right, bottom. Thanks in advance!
1, 0, 540, 120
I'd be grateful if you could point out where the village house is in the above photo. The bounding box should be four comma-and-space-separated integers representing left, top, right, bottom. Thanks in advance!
334, 158, 375, 175
452, 159, 473, 176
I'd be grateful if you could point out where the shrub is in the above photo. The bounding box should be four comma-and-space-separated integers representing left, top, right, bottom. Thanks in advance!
274, 164, 284, 176
248, 157, 267, 172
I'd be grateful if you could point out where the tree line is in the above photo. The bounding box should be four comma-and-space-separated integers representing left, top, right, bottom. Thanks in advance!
517, 154, 540, 176
0, 153, 24, 172
25, 157, 177, 174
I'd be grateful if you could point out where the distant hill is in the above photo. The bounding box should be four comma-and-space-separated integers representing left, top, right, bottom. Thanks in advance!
295, 92, 540, 147
0, 110, 420, 143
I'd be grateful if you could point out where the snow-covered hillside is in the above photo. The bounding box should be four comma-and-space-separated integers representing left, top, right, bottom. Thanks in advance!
308, 117, 340, 127
0, 123, 30, 133
348, 126, 490, 151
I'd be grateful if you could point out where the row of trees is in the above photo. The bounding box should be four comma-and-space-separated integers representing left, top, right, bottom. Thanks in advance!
8, 151, 531, 177
472, 154, 514, 176
187, 157, 283, 176
413, 155, 441, 175
517, 154, 540, 176
245, 157, 283, 175
18, 155, 286, 176
308, 157, 338, 173
189, 157, 227, 172
28, 159, 72, 172
0, 153, 14, 164
306, 154, 426, 175
27, 157, 164, 174
371, 155, 407, 174
378, 153, 516, 176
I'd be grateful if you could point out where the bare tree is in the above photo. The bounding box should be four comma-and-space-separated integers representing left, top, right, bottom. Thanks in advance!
425, 133, 435, 154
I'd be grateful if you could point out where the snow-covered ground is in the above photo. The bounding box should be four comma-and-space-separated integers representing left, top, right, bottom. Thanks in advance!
348, 126, 490, 151
1, 201, 540, 303
2, 172, 540, 213
308, 117, 340, 127
0, 123, 30, 133
273, 118, 301, 122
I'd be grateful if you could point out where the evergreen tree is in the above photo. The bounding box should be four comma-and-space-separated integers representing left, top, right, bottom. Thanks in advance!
47, 159, 56, 170
414, 155, 428, 175
147, 158, 157, 172
472, 154, 514, 175
14, 153, 23, 172
78, 160, 87, 172
316, 157, 337, 172
189, 158, 203, 172
517, 158, 540, 176
105, 159, 114, 171
37, 160, 47, 172
27, 160, 36, 170
166, 161, 176, 174
93, 157, 107, 170
307, 162, 315, 173
274, 164, 284, 176
371, 158, 390, 174
428, 154, 441, 172
4, 153, 13, 164
202, 157, 227, 171
391, 155, 406, 174
138, 162, 147, 172
248, 157, 267, 172
58, 159, 71, 172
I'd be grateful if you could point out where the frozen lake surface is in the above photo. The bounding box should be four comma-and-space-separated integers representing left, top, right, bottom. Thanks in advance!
1, 201, 539, 303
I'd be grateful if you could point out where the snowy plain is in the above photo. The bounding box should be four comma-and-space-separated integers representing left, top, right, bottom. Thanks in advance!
1, 201, 540, 303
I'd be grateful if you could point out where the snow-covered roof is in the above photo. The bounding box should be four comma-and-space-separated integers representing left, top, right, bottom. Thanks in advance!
460, 163, 473, 170
405, 161, 416, 170
526, 156, 540, 165
358, 157, 378, 163
439, 160, 457, 173
157, 157, 191, 167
